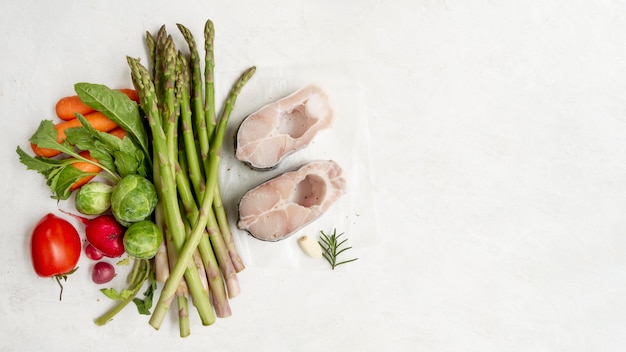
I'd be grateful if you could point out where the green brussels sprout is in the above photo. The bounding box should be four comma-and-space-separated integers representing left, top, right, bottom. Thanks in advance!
111, 174, 157, 226
75, 182, 114, 215
123, 220, 162, 259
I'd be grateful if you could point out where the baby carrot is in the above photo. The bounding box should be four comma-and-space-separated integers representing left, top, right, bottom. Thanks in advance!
55, 89, 140, 121
31, 111, 119, 158
118, 89, 139, 103
70, 151, 102, 190
108, 127, 127, 139
55, 95, 93, 121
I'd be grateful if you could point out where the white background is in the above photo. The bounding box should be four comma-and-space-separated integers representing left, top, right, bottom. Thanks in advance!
2, 1, 626, 351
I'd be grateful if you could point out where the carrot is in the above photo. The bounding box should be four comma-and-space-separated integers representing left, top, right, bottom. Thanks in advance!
108, 127, 127, 139
118, 89, 139, 103
70, 151, 102, 190
31, 111, 119, 158
55, 89, 140, 121
55, 95, 94, 121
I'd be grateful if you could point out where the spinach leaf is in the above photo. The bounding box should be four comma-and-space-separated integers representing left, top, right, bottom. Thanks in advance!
64, 125, 116, 173
65, 113, 147, 178
74, 82, 151, 164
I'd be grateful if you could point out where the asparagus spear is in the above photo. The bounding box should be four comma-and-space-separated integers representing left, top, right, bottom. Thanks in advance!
153, 202, 169, 283
118, 20, 253, 332
176, 161, 231, 317
153, 25, 167, 99
161, 35, 179, 172
176, 50, 204, 199
145, 31, 156, 80
127, 56, 215, 328
178, 20, 246, 274
214, 184, 245, 272
204, 19, 217, 142
177, 23, 209, 172
150, 40, 196, 336
174, 55, 232, 316
148, 65, 255, 329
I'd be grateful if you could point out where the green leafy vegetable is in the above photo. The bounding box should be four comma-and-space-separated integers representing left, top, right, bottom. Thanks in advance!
16, 146, 103, 200
132, 270, 157, 315
17, 89, 151, 199
94, 258, 152, 325
28, 120, 80, 157
17, 19, 251, 336
100, 287, 136, 301
23, 119, 119, 178
74, 82, 151, 162
65, 113, 147, 178
110, 174, 158, 226
75, 182, 113, 215
123, 220, 162, 259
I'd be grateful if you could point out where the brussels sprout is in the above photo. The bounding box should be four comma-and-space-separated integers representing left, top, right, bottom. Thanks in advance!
75, 182, 114, 215
123, 220, 162, 259
111, 174, 157, 226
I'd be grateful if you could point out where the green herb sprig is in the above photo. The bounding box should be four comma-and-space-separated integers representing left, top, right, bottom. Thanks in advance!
318, 229, 358, 270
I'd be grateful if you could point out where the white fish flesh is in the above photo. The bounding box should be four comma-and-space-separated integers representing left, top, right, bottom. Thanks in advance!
235, 84, 334, 169
237, 160, 346, 241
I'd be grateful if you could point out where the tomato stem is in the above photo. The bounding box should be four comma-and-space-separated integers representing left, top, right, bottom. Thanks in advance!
54, 267, 79, 301
54, 275, 64, 301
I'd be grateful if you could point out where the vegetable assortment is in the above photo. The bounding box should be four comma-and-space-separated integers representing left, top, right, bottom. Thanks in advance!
17, 17, 358, 338
17, 19, 251, 336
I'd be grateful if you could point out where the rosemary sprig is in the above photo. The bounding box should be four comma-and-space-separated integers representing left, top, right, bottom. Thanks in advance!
318, 229, 358, 270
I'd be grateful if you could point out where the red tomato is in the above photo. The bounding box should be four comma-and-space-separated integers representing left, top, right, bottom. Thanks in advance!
31, 213, 81, 277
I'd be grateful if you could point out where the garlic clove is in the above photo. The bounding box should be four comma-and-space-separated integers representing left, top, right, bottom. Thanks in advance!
298, 235, 323, 258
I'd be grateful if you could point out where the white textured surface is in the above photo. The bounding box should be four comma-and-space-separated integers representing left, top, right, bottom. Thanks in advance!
2, 1, 626, 351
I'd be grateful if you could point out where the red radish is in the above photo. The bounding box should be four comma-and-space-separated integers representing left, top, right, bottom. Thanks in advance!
85, 244, 104, 261
60, 210, 126, 257
92, 261, 116, 284
83, 215, 126, 257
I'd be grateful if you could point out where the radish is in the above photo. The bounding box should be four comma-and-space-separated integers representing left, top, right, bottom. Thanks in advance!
83, 215, 126, 257
60, 210, 126, 257
92, 261, 116, 284
85, 243, 104, 261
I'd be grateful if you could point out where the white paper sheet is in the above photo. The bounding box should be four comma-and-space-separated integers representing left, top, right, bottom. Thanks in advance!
216, 64, 378, 270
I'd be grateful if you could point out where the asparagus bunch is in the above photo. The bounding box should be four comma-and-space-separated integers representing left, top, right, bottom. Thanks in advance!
127, 19, 254, 335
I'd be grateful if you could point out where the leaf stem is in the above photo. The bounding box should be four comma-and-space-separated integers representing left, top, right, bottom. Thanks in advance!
94, 259, 150, 326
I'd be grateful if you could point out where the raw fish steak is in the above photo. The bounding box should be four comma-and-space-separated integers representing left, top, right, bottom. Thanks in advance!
235, 84, 334, 169
237, 160, 346, 241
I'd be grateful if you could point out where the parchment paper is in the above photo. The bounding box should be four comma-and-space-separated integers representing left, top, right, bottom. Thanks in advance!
216, 64, 378, 270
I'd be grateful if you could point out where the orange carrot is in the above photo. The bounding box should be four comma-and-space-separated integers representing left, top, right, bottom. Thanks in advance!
70, 151, 102, 190
108, 127, 127, 139
118, 89, 139, 103
55, 95, 93, 121
55, 89, 140, 121
31, 111, 119, 158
